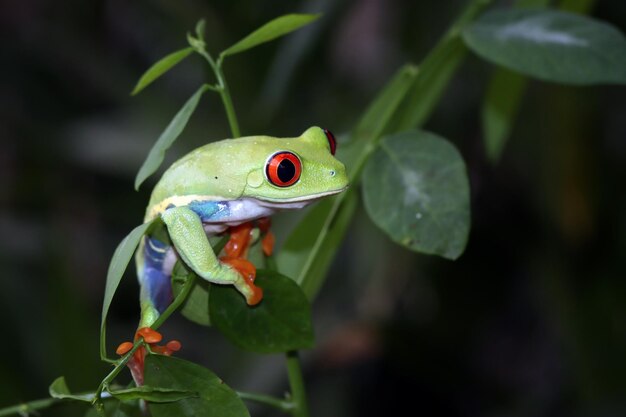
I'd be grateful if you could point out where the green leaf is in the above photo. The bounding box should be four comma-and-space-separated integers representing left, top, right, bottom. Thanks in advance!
278, 64, 418, 299
49, 377, 93, 402
220, 14, 321, 58
482, 67, 528, 162
135, 85, 208, 190
131, 48, 194, 96
100, 220, 157, 361
462, 9, 626, 85
209, 270, 314, 353
144, 355, 250, 417
362, 130, 470, 260
172, 261, 211, 326
109, 386, 196, 403
393, 0, 493, 131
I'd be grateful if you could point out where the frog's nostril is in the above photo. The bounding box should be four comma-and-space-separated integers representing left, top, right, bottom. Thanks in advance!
329, 170, 336, 177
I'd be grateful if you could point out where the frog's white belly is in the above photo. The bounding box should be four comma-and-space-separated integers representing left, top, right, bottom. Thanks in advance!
182, 197, 311, 235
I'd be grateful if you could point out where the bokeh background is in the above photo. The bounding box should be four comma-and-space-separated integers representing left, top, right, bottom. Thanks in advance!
2, 0, 626, 416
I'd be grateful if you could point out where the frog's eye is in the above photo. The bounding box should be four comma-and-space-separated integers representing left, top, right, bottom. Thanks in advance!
266, 152, 302, 187
323, 128, 337, 155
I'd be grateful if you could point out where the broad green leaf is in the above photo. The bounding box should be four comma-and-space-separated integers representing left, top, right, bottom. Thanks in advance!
209, 270, 314, 353
462, 9, 626, 85
109, 386, 196, 403
134, 85, 209, 190
172, 261, 211, 326
278, 64, 418, 297
362, 130, 470, 260
220, 14, 321, 58
100, 220, 157, 361
144, 355, 249, 417
49, 377, 92, 402
131, 48, 193, 96
482, 67, 528, 162
394, 0, 493, 131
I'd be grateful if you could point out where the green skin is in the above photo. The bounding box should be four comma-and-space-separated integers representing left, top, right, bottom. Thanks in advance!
137, 126, 348, 327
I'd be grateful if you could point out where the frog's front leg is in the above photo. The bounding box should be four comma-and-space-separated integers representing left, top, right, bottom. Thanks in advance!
161, 206, 263, 305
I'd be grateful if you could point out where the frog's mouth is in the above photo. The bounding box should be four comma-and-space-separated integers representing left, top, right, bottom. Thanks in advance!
255, 185, 348, 209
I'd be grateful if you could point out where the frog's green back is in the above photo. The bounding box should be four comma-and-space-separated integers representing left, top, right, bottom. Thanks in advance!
145, 127, 348, 221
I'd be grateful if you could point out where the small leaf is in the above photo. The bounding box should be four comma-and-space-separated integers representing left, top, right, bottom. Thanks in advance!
144, 355, 250, 417
195, 19, 206, 39
209, 270, 314, 353
49, 377, 93, 402
462, 9, 626, 85
362, 130, 470, 260
220, 14, 321, 58
100, 220, 157, 361
131, 47, 194, 96
482, 68, 528, 162
135, 85, 208, 190
109, 385, 196, 403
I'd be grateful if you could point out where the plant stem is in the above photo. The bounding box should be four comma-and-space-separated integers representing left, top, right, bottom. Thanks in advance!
0, 398, 60, 417
236, 391, 294, 413
196, 50, 241, 138
285, 351, 309, 417
152, 273, 196, 330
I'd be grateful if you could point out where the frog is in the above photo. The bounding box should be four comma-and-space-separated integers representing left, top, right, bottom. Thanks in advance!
115, 126, 348, 384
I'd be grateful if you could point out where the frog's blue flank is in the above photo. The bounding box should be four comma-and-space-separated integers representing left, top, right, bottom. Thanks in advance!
187, 200, 230, 222
142, 237, 173, 313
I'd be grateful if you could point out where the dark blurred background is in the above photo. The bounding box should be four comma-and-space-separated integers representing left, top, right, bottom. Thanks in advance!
2, 0, 626, 416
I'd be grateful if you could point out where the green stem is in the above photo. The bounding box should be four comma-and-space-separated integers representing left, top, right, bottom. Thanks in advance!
0, 398, 60, 417
286, 351, 309, 417
237, 391, 294, 413
196, 50, 241, 138
152, 273, 196, 330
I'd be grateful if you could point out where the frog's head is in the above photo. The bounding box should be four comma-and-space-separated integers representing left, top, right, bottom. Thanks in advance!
243, 126, 348, 205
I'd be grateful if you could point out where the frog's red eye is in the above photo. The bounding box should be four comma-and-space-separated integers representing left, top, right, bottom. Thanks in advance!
266, 152, 301, 187
323, 128, 336, 155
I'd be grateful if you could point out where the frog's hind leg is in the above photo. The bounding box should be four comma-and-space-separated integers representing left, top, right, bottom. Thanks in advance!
161, 206, 263, 305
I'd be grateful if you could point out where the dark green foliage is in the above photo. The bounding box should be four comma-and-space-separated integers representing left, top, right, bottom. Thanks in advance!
463, 9, 626, 84
210, 270, 314, 353
144, 356, 249, 417
362, 131, 470, 260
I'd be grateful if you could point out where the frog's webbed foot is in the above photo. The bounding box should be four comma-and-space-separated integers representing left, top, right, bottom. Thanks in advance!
116, 328, 181, 386
220, 256, 263, 305
220, 221, 263, 305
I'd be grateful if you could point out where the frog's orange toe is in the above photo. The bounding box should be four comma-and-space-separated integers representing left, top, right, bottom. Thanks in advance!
136, 327, 163, 344
222, 257, 257, 283
116, 341, 134, 355
262, 231, 275, 256
247, 285, 263, 306
166, 340, 182, 352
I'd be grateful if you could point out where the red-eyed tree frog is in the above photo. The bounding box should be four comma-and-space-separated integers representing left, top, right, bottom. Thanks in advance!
116, 126, 348, 384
